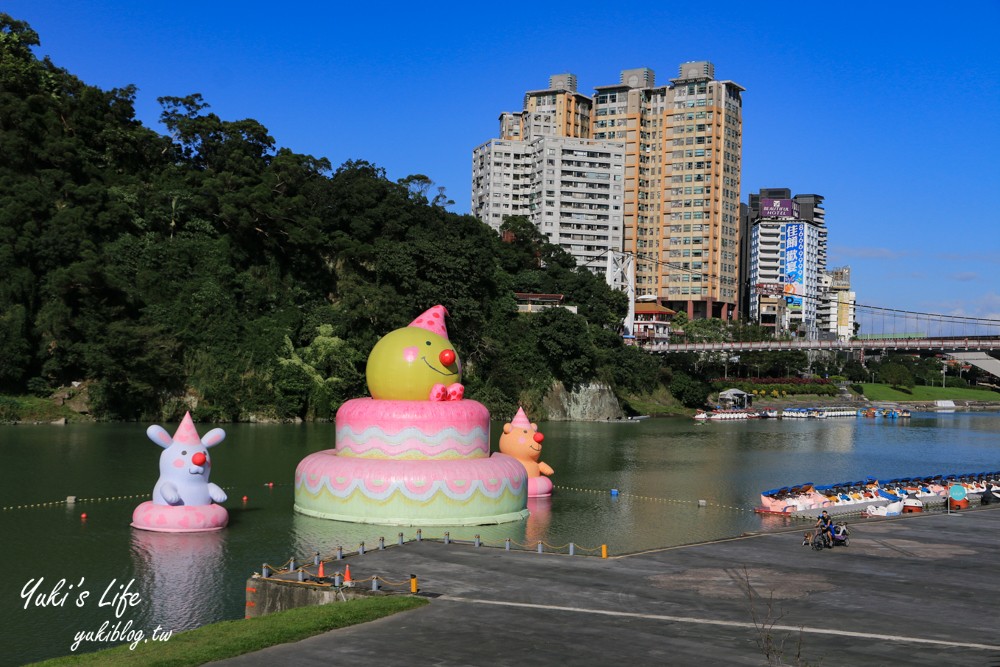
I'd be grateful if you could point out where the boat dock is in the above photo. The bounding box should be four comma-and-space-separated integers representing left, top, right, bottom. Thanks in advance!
217, 507, 1000, 666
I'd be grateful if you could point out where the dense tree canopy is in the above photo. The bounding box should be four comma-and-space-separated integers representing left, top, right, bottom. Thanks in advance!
0, 14, 650, 420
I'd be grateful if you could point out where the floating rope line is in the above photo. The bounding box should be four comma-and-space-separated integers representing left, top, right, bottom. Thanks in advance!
1, 493, 154, 511
1, 481, 285, 511
553, 485, 756, 512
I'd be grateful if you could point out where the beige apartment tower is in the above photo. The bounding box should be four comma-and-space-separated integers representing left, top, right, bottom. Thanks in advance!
473, 62, 744, 316
592, 62, 744, 319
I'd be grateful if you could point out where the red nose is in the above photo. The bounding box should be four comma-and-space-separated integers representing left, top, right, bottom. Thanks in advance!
439, 349, 456, 366
192, 452, 207, 466
533, 432, 544, 443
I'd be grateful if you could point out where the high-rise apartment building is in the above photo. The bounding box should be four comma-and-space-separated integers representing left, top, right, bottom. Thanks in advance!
473, 63, 745, 307
743, 189, 828, 337
472, 75, 625, 272
599, 62, 745, 319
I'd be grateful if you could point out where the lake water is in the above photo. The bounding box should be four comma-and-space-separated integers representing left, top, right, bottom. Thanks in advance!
2, 411, 999, 664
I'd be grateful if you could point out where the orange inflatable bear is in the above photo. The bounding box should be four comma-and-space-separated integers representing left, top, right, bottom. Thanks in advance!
499, 407, 553, 497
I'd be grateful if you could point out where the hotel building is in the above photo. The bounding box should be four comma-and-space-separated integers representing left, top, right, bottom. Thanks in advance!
743, 188, 828, 338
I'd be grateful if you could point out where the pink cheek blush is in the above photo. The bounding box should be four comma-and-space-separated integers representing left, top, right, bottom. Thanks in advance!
173, 458, 185, 468
403, 346, 419, 362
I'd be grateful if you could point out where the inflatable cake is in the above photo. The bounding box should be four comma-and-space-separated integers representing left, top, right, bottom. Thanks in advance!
294, 305, 529, 526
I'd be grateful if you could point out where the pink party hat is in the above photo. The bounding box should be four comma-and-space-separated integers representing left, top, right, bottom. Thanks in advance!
511, 407, 532, 429
408, 305, 450, 339
172, 412, 203, 445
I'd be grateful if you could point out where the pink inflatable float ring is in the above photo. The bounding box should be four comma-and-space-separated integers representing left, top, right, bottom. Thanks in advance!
528, 476, 553, 498
131, 413, 230, 532
131, 500, 228, 532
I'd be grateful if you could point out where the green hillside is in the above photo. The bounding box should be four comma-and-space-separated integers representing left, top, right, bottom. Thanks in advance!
0, 13, 655, 421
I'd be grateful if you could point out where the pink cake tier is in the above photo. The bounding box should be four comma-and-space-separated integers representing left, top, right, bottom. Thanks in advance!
294, 450, 529, 526
335, 398, 489, 460
297, 397, 528, 525
131, 501, 228, 532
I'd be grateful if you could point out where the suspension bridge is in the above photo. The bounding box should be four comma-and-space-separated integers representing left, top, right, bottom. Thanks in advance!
601, 251, 1000, 376
645, 303, 1000, 352
641, 336, 1000, 354
639, 305, 1000, 379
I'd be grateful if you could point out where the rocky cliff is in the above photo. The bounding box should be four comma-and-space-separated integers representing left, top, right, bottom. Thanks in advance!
541, 381, 625, 421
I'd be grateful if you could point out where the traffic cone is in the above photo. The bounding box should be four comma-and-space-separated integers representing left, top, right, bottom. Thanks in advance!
344, 564, 353, 586
318, 560, 325, 578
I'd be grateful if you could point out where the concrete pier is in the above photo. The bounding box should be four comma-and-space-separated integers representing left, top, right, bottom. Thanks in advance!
215, 507, 1000, 666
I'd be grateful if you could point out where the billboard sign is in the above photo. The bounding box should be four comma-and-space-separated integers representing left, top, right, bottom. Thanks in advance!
755, 282, 785, 296
761, 198, 795, 218
784, 223, 804, 312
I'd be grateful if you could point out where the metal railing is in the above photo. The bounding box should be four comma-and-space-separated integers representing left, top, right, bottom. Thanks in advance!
642, 337, 1000, 354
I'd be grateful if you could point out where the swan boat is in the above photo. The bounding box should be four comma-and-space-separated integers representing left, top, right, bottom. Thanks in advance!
756, 472, 1000, 518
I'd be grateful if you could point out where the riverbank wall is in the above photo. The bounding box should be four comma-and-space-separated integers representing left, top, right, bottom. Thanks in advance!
244, 575, 390, 618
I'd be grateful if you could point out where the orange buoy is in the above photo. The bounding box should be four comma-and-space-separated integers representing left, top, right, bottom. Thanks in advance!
80, 513, 88, 520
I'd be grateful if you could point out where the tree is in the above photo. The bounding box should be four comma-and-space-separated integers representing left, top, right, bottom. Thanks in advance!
600, 334, 660, 394
879, 362, 914, 390
0, 14, 41, 95
669, 371, 710, 408
397, 174, 453, 207
158, 94, 274, 174
0, 304, 30, 389
0, 14, 683, 420
842, 359, 867, 382
496, 216, 577, 274
532, 307, 597, 387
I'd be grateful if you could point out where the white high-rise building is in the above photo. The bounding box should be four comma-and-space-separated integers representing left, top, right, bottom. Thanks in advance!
529, 136, 626, 270
471, 138, 535, 223
472, 76, 626, 273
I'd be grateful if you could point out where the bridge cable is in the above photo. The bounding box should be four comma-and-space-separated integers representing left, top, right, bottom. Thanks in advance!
581, 249, 1000, 334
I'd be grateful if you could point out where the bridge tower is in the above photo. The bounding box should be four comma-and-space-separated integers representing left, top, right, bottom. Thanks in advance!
606, 250, 635, 336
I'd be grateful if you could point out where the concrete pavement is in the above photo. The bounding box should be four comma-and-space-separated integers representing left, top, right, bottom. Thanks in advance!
213, 507, 1000, 666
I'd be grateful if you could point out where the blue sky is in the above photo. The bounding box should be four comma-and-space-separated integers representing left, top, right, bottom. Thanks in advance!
6, 1, 999, 324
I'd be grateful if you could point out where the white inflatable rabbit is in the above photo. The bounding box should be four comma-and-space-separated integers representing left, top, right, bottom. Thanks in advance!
146, 412, 227, 506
